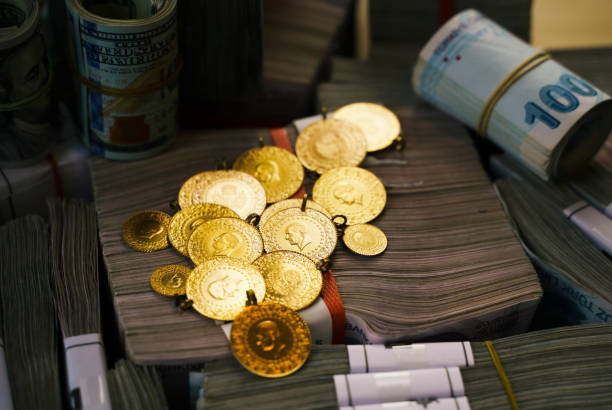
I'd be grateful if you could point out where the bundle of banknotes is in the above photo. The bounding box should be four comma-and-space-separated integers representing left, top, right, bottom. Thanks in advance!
107, 360, 169, 410
0, 216, 62, 410
199, 323, 612, 409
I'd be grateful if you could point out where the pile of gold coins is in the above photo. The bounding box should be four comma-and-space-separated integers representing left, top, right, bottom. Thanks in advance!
122, 102, 400, 377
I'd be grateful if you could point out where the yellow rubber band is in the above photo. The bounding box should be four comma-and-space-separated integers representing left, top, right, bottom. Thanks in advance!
477, 52, 551, 137
485, 340, 519, 410
74, 55, 183, 97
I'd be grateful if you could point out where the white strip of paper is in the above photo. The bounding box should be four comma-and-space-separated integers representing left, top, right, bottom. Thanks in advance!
564, 201, 612, 255
334, 367, 465, 406
348, 343, 474, 373
339, 396, 471, 410
605, 203, 612, 219
0, 337, 14, 410
64, 333, 111, 410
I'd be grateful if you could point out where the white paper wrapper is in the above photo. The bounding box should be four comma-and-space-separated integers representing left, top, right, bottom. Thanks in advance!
339, 397, 471, 410
564, 201, 612, 255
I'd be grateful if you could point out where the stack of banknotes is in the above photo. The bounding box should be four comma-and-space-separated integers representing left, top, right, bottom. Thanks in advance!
107, 360, 169, 410
90, 101, 541, 364
199, 323, 612, 409
0, 216, 62, 410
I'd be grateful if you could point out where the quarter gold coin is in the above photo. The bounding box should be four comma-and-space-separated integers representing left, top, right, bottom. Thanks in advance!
233, 146, 304, 203
259, 198, 332, 230
295, 117, 367, 174
334, 102, 401, 152
313, 166, 386, 225
168, 203, 239, 256
253, 251, 322, 310
230, 302, 311, 378
150, 265, 192, 296
343, 224, 388, 256
178, 170, 266, 219
188, 217, 263, 265
122, 210, 171, 252
186, 256, 266, 321
260, 208, 337, 262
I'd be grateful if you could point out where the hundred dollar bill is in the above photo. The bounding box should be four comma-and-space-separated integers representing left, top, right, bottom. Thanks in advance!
65, 0, 178, 160
413, 9, 612, 180
0, 0, 54, 166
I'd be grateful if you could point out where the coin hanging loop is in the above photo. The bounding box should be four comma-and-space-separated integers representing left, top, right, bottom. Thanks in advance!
169, 200, 180, 213
215, 159, 228, 170
316, 258, 331, 272
321, 106, 328, 120
246, 213, 261, 227
178, 297, 193, 310
394, 133, 405, 151
301, 193, 308, 212
246, 289, 258, 306
258, 136, 265, 148
332, 214, 348, 236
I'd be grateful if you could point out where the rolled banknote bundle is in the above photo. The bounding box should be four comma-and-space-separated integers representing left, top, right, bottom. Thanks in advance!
413, 9, 612, 180
65, 0, 179, 160
0, 0, 54, 166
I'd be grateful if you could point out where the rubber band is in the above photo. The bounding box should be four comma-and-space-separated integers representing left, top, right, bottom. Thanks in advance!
74, 55, 183, 97
485, 340, 519, 410
0, 58, 54, 112
477, 52, 550, 137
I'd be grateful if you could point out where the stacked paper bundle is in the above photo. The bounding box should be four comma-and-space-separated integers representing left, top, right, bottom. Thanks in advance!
107, 360, 169, 410
0, 216, 62, 409
91, 103, 541, 364
199, 323, 612, 409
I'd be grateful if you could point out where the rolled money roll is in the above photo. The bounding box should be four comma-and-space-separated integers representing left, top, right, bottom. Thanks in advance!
0, 0, 54, 166
412, 9, 612, 179
65, 0, 179, 160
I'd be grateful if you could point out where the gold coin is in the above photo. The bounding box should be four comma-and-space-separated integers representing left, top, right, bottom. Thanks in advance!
233, 146, 305, 203
295, 117, 367, 174
334, 102, 401, 152
150, 265, 192, 296
168, 203, 239, 256
312, 166, 386, 225
343, 224, 388, 256
186, 256, 266, 321
230, 302, 311, 378
259, 198, 332, 230
260, 208, 337, 262
122, 210, 171, 252
253, 251, 322, 310
187, 217, 263, 265
178, 170, 266, 219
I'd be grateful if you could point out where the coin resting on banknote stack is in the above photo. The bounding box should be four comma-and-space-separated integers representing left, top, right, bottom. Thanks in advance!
119, 100, 397, 376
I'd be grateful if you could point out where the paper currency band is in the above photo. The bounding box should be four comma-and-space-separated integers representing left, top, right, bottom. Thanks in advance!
0, 58, 54, 112
477, 52, 551, 137
269, 126, 346, 343
485, 340, 519, 410
74, 55, 184, 97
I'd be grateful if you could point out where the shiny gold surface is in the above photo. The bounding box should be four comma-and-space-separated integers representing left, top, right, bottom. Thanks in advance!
230, 302, 311, 378
150, 265, 192, 296
259, 198, 332, 230
260, 208, 337, 262
187, 217, 263, 265
295, 117, 367, 174
253, 251, 322, 310
186, 257, 266, 321
233, 146, 305, 203
168, 203, 239, 256
342, 224, 388, 256
122, 210, 171, 252
178, 170, 266, 218
334, 102, 401, 152
313, 166, 386, 225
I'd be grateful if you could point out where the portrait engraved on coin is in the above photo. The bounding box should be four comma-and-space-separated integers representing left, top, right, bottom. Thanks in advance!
122, 210, 171, 252
178, 171, 266, 218
284, 222, 312, 252
231, 303, 311, 377
342, 224, 388, 256
186, 257, 265, 321
254, 251, 322, 310
188, 217, 263, 265
248, 319, 293, 360
313, 167, 387, 225
233, 146, 304, 203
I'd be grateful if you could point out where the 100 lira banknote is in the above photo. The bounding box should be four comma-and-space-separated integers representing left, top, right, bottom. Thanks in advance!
413, 9, 612, 179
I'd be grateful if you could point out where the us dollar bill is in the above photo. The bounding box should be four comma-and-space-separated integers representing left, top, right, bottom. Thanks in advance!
65, 0, 178, 160
0, 0, 54, 166
413, 9, 612, 180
